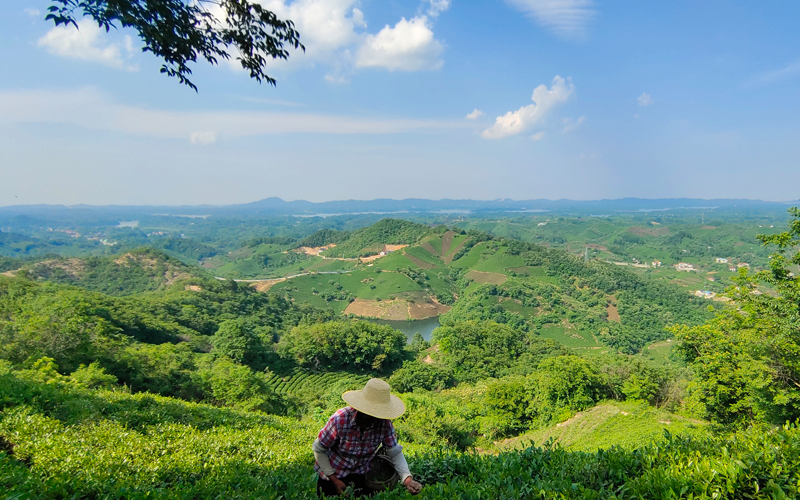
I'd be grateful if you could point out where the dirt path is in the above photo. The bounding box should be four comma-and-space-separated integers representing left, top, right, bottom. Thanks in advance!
441, 231, 455, 257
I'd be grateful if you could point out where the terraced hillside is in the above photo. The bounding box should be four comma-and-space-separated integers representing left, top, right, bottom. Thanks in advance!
268, 222, 711, 354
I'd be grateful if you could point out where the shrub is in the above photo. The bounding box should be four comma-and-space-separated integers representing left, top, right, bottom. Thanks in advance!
276, 321, 406, 372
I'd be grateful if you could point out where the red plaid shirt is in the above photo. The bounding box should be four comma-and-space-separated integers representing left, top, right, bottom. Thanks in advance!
314, 406, 399, 479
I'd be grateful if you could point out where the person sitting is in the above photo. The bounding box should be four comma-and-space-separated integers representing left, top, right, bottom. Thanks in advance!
312, 378, 422, 497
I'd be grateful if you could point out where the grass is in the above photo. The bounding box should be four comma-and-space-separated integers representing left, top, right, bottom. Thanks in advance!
426, 236, 443, 256
372, 251, 418, 271
271, 269, 423, 312
646, 340, 676, 366
537, 324, 602, 349
453, 244, 524, 274
508, 266, 560, 284
405, 246, 444, 267
499, 401, 707, 453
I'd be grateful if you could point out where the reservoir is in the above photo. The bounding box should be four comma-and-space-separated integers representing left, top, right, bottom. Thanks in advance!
367, 316, 441, 342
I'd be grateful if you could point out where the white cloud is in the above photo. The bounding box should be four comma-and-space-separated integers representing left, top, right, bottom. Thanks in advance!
355, 16, 444, 71
481, 76, 574, 139
746, 61, 800, 87
531, 131, 545, 141
262, 0, 364, 58
466, 109, 484, 120
38, 20, 137, 71
24, 8, 41, 16
504, 0, 595, 40
426, 0, 450, 17
637, 93, 654, 107
562, 115, 585, 132
0, 87, 469, 139
190, 131, 218, 145
256, 0, 447, 78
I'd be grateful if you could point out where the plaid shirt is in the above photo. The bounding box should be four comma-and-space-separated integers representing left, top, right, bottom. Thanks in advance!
314, 406, 399, 479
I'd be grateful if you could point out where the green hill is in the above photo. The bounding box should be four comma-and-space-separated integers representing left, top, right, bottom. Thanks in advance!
323, 219, 432, 258
296, 228, 351, 248
18, 248, 207, 296
272, 224, 711, 354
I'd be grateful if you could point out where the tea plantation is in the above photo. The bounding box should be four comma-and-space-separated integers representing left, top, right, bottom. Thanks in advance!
2, 363, 799, 499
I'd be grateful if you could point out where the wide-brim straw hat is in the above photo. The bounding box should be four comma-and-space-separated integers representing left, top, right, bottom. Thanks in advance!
343, 378, 406, 420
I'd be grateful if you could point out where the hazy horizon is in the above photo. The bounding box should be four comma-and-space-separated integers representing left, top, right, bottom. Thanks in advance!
2, 2, 799, 205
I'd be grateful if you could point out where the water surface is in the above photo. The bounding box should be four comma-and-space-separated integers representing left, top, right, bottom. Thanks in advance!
367, 316, 441, 342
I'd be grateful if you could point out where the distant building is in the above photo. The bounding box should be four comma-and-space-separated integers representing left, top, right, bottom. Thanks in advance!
675, 263, 695, 272
651, 260, 662, 267
537, 222, 547, 227
737, 263, 750, 268
729, 266, 737, 272
716, 257, 728, 263
695, 290, 716, 299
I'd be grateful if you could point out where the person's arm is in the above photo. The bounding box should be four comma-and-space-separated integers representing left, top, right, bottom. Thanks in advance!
384, 444, 412, 482
313, 434, 347, 494
382, 421, 422, 495
312, 438, 335, 478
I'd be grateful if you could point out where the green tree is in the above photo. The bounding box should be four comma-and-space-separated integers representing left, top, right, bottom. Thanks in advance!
277, 321, 406, 372
674, 207, 800, 425
388, 361, 454, 393
211, 319, 267, 368
46, 0, 303, 90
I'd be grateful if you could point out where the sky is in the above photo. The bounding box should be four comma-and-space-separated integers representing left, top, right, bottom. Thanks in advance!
1, 0, 799, 206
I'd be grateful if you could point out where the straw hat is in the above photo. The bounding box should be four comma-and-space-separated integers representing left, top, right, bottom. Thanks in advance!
343, 378, 406, 420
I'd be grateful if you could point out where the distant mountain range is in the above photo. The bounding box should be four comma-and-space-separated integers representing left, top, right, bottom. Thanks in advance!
0, 197, 797, 219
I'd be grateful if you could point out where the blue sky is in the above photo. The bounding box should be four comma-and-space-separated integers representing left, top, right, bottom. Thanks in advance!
1, 0, 799, 205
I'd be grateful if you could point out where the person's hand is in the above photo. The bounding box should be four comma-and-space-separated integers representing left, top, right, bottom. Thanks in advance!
330, 475, 346, 495
403, 476, 422, 495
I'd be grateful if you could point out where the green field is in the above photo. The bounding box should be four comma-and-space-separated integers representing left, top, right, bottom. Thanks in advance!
501, 401, 707, 452
271, 269, 424, 311
537, 324, 602, 349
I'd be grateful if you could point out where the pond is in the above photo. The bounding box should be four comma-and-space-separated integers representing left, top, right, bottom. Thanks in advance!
366, 316, 441, 342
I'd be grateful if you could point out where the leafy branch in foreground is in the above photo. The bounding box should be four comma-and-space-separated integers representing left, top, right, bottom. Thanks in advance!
46, 0, 304, 91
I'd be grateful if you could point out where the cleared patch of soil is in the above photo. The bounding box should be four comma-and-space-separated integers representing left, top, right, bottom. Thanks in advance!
420, 241, 438, 256
440, 231, 455, 257
587, 244, 608, 251
466, 270, 507, 285
298, 244, 337, 256
700, 226, 717, 230
184, 285, 203, 292
251, 279, 285, 292
345, 297, 450, 320
358, 245, 408, 263
408, 297, 450, 319
402, 253, 435, 269
606, 298, 620, 322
